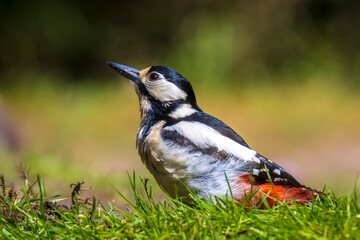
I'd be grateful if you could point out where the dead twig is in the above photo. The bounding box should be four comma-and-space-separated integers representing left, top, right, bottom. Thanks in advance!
70, 181, 92, 205
0, 174, 5, 196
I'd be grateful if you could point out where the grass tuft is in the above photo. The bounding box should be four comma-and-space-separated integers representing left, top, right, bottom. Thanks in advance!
0, 173, 359, 239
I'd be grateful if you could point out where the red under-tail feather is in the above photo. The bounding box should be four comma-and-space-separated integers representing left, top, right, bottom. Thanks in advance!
235, 175, 321, 207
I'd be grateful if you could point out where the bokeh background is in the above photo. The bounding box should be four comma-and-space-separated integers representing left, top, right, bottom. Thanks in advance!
0, 0, 359, 202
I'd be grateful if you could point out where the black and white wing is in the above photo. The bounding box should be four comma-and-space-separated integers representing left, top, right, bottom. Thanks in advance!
162, 111, 301, 187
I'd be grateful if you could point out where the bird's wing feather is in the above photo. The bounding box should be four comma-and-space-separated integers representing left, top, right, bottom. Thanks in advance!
249, 153, 301, 187
163, 112, 301, 187
166, 111, 251, 148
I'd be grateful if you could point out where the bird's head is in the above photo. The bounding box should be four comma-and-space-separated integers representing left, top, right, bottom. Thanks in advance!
108, 62, 200, 120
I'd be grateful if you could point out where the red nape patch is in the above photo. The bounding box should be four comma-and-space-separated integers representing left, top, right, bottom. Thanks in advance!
234, 174, 318, 208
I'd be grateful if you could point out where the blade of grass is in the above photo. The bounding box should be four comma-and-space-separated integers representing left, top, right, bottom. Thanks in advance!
36, 174, 45, 220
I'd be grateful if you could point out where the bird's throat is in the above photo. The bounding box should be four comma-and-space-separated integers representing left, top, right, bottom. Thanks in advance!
139, 97, 152, 121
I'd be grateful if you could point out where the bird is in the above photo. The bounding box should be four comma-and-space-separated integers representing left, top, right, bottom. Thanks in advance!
108, 62, 321, 207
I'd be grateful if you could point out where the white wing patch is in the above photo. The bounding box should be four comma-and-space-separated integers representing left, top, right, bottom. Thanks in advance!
253, 158, 261, 164
166, 121, 257, 162
273, 168, 281, 175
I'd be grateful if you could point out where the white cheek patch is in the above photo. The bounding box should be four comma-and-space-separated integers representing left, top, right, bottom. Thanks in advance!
166, 121, 257, 161
145, 79, 187, 102
169, 104, 197, 119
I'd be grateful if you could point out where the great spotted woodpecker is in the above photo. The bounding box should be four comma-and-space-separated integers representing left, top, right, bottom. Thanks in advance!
108, 62, 321, 206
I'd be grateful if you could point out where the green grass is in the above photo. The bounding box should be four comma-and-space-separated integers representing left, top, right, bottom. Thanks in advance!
1, 173, 359, 239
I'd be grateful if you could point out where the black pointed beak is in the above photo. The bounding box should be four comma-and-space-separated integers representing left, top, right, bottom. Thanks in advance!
107, 62, 141, 82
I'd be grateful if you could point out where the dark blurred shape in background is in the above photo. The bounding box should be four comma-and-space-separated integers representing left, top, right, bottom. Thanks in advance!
0, 0, 359, 87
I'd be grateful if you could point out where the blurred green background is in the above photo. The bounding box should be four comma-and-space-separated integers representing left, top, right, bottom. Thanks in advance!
0, 0, 359, 203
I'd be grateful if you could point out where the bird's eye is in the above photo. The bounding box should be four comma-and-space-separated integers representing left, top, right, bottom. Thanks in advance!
149, 73, 159, 81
